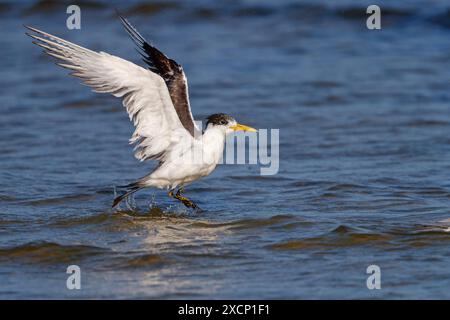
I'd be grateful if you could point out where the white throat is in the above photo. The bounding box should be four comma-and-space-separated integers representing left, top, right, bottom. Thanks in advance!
201, 126, 227, 165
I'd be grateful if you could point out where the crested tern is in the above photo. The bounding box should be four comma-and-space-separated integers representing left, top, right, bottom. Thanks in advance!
26, 16, 257, 210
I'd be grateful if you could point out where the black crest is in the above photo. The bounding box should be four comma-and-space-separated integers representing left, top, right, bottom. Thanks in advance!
206, 114, 235, 126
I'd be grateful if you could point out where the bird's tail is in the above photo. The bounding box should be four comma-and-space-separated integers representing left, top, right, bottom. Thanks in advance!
112, 182, 144, 208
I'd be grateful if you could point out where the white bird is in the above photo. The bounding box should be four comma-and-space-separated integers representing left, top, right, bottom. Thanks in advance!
26, 16, 256, 210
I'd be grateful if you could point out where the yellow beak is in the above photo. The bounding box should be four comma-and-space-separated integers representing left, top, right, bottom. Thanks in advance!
230, 123, 257, 132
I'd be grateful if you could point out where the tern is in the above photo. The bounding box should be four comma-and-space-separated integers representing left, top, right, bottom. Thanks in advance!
26, 16, 257, 210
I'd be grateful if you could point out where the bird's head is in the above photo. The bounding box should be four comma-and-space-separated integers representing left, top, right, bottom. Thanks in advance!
205, 113, 257, 135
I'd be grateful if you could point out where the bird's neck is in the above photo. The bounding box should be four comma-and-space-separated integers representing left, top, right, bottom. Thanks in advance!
201, 127, 226, 163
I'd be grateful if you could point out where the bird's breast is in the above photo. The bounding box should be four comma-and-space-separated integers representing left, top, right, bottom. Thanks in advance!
201, 132, 225, 166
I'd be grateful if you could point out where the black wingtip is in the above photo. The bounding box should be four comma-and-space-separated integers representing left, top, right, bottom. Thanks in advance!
115, 8, 129, 26
114, 8, 124, 20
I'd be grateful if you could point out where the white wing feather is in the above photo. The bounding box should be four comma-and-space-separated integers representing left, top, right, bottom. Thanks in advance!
26, 26, 192, 162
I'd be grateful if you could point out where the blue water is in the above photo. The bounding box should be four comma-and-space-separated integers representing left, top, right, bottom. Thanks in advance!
1, 0, 450, 299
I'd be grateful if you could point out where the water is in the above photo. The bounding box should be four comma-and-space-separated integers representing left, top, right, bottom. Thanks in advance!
1, 0, 450, 299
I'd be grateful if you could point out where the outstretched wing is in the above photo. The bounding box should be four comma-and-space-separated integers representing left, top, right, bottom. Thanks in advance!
26, 26, 192, 162
118, 15, 201, 137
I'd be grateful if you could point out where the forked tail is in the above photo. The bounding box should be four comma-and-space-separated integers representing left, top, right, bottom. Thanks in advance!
112, 182, 144, 208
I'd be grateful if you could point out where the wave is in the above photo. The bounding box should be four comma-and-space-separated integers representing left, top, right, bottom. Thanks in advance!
0, 241, 109, 264
267, 222, 450, 251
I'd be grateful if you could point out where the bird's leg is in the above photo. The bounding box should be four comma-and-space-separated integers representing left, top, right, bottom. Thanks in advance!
174, 187, 200, 210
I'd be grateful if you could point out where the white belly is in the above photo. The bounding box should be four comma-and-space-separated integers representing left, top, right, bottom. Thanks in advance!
144, 129, 225, 189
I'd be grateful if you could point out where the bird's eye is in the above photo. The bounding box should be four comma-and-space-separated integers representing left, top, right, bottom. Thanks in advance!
220, 120, 227, 125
